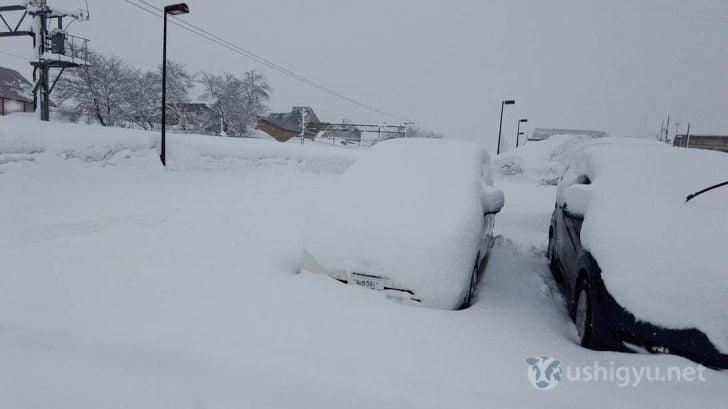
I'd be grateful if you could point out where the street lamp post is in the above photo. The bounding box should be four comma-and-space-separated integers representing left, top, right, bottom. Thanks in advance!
497, 99, 515, 155
516, 118, 528, 148
160, 3, 189, 166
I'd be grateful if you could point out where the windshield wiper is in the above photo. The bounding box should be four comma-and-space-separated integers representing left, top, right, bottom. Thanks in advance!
685, 180, 728, 203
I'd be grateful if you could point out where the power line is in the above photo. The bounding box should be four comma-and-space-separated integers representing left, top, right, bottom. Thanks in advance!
124, 0, 411, 122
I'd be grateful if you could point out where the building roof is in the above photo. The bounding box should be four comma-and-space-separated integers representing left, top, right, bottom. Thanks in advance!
0, 66, 33, 103
673, 134, 728, 152
674, 134, 728, 140
259, 107, 319, 134
530, 128, 608, 141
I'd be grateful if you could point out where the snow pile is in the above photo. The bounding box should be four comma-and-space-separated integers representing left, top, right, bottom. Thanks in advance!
0, 115, 359, 174
303, 138, 496, 309
0, 115, 157, 166
494, 134, 603, 184
561, 141, 728, 353
167, 134, 359, 174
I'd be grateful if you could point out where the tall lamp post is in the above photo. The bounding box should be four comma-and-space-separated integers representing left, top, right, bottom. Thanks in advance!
160, 3, 190, 166
497, 99, 515, 155
516, 118, 528, 148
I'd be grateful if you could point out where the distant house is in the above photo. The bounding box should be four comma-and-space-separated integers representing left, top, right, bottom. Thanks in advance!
673, 134, 728, 153
0, 66, 34, 116
256, 107, 319, 142
529, 128, 608, 141
167, 102, 217, 127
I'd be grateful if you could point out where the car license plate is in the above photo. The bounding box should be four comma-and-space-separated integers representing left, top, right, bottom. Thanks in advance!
348, 273, 385, 291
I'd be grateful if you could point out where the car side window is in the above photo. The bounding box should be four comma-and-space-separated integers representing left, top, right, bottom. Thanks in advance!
575, 175, 591, 185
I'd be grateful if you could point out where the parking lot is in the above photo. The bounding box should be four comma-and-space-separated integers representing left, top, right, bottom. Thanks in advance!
1, 119, 725, 408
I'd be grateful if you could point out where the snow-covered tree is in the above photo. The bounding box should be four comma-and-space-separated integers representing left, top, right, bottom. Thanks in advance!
240, 70, 271, 133
55, 50, 134, 127
199, 70, 271, 136
55, 49, 269, 136
405, 125, 444, 139
124, 69, 160, 130
163, 61, 195, 130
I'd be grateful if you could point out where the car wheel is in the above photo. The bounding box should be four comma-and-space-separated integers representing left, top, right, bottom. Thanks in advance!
462, 263, 479, 309
575, 283, 593, 347
575, 277, 616, 350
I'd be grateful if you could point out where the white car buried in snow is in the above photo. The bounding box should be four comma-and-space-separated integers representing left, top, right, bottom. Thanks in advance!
301, 138, 504, 309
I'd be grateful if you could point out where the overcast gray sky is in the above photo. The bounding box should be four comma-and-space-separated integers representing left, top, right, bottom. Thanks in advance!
2, 0, 727, 149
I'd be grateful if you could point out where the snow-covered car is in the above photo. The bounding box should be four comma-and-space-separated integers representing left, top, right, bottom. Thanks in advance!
301, 138, 504, 309
548, 140, 728, 368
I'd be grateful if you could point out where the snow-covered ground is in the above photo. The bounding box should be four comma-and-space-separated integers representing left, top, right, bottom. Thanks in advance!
1, 116, 726, 408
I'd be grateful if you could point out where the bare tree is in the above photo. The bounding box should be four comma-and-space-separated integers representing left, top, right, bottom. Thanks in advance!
163, 61, 194, 130
240, 70, 271, 133
55, 50, 133, 127
199, 72, 235, 135
55, 49, 269, 136
405, 125, 444, 139
124, 69, 160, 130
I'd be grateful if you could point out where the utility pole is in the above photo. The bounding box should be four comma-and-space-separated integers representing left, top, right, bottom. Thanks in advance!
0, 1, 90, 121
674, 122, 681, 143
664, 115, 670, 144
685, 122, 691, 148
299, 107, 307, 144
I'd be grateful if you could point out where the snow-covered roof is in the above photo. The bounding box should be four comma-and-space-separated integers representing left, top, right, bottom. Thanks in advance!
530, 128, 608, 141
559, 140, 728, 353
259, 107, 320, 134
0, 66, 33, 103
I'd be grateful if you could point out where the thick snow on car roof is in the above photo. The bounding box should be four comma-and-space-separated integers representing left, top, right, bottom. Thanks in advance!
562, 140, 728, 353
303, 138, 495, 309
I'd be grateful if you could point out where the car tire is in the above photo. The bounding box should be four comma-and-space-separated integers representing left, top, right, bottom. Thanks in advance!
462, 263, 479, 309
574, 277, 617, 350
574, 280, 594, 347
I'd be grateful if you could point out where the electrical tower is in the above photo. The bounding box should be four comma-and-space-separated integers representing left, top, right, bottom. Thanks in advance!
0, 0, 89, 121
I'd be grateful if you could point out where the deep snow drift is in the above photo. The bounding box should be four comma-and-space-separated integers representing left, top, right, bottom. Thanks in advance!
493, 134, 610, 185
1, 116, 726, 408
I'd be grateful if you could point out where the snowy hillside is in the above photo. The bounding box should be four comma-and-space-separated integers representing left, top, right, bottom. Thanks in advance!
1, 116, 726, 409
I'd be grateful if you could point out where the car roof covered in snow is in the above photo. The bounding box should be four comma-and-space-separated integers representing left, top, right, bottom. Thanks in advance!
304, 138, 497, 309
559, 139, 728, 353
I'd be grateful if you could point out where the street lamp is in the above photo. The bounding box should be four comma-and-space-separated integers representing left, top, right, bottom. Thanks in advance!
160, 3, 189, 166
497, 99, 515, 155
516, 118, 528, 148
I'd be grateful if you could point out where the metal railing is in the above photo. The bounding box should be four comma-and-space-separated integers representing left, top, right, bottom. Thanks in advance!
43, 29, 89, 65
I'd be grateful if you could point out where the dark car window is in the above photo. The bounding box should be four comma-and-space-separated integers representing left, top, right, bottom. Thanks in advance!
575, 175, 591, 185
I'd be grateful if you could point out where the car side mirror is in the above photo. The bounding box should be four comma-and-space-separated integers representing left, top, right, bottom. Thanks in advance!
562, 184, 593, 219
482, 185, 505, 215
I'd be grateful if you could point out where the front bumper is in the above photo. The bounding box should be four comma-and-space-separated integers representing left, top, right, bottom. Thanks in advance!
598, 287, 728, 369
300, 250, 421, 303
